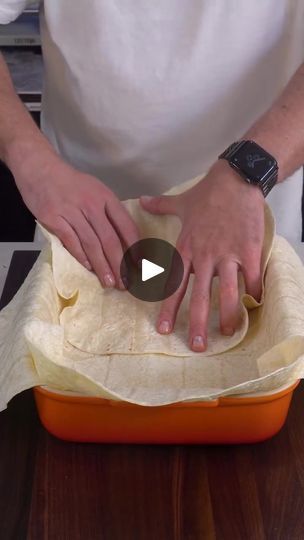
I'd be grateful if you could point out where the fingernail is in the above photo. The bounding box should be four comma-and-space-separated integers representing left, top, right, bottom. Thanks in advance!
141, 195, 153, 204
84, 260, 92, 270
104, 273, 115, 288
223, 326, 234, 336
192, 335, 205, 351
159, 320, 171, 334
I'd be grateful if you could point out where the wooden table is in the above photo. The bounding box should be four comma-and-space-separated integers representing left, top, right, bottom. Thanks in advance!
0, 251, 303, 540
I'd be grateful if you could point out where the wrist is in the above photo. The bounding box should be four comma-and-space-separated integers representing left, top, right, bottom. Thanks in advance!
5, 133, 59, 186
202, 159, 265, 205
210, 159, 264, 201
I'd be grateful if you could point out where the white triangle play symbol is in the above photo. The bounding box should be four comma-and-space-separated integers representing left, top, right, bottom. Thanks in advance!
141, 258, 165, 282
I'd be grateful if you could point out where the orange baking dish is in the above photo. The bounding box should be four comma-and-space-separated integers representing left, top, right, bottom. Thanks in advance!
33, 380, 299, 444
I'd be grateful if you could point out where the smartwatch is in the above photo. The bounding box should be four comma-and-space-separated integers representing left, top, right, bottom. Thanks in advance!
218, 140, 278, 197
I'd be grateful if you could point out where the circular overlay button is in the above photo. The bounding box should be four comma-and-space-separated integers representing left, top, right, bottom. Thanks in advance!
120, 238, 184, 302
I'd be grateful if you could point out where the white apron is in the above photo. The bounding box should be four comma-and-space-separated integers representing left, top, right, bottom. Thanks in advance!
1, 0, 304, 242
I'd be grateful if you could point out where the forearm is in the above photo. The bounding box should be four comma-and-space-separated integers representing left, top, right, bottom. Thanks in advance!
244, 62, 304, 183
0, 53, 56, 176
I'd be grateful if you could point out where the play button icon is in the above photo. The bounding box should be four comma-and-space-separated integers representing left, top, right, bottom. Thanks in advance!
142, 259, 164, 282
120, 238, 184, 302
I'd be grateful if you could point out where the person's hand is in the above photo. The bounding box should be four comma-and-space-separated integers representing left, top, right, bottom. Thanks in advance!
140, 160, 265, 352
14, 151, 139, 289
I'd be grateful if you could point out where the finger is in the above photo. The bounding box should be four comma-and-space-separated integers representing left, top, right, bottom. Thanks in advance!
46, 216, 92, 271
88, 213, 126, 290
157, 257, 191, 335
188, 264, 214, 352
69, 210, 115, 288
217, 259, 240, 336
106, 199, 140, 250
242, 250, 263, 301
140, 194, 178, 216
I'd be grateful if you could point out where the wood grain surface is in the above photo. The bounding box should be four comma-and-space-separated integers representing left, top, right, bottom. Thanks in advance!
0, 251, 303, 540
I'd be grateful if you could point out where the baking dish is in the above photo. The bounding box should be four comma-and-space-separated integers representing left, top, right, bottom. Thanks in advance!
33, 380, 299, 444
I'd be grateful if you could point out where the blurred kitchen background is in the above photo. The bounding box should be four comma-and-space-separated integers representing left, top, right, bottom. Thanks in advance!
0, 3, 41, 240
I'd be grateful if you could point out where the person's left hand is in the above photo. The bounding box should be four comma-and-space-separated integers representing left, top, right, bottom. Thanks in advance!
140, 160, 265, 352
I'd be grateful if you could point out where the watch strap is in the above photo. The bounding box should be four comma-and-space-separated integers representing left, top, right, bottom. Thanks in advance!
219, 140, 278, 198
218, 141, 247, 161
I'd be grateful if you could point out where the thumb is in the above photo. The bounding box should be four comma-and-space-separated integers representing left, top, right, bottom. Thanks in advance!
140, 194, 178, 216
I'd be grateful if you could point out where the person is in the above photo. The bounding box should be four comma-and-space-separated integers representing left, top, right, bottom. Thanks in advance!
1, 1, 304, 352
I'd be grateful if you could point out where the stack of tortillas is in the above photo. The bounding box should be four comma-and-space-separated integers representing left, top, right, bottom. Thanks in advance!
1, 177, 304, 409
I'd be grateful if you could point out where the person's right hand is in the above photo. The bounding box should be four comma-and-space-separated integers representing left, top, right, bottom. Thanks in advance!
13, 151, 139, 289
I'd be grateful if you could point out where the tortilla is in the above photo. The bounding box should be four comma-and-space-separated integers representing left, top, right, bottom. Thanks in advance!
1, 176, 304, 408
40, 179, 274, 357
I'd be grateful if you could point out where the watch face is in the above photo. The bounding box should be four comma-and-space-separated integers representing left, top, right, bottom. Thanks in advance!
232, 141, 276, 181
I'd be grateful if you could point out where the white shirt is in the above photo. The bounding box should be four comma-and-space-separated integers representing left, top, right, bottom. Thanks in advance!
1, 0, 304, 242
